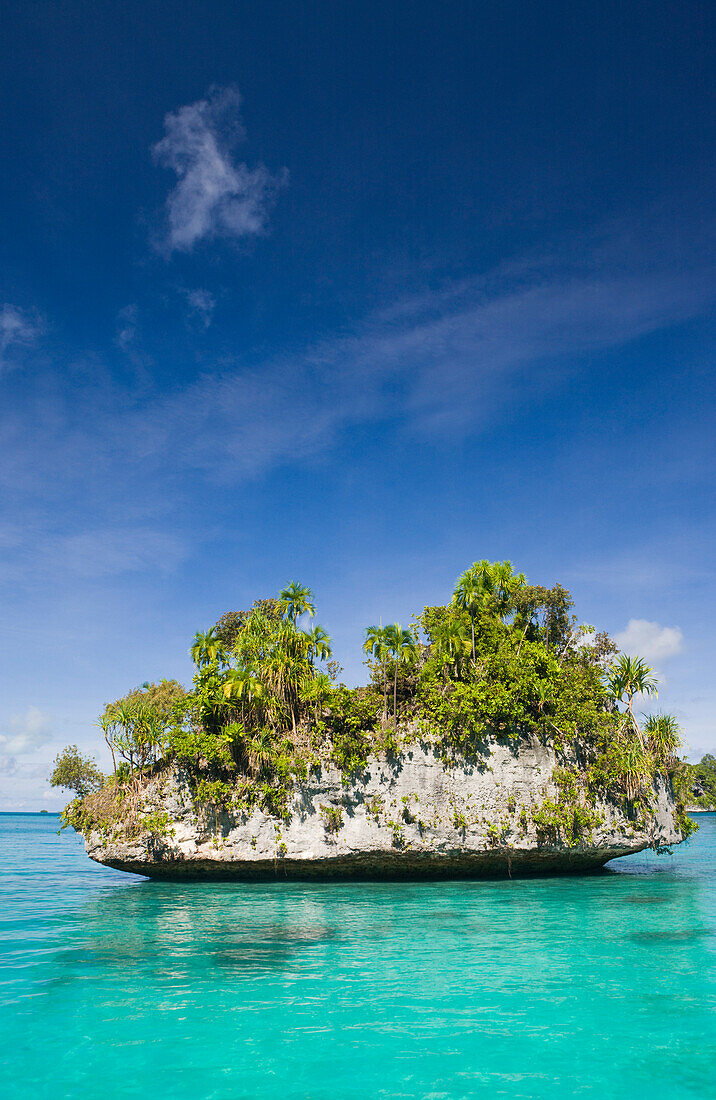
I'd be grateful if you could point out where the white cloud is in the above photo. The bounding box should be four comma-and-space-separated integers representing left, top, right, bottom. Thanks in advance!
184, 288, 215, 328
0, 706, 52, 757
116, 303, 139, 351
56, 528, 187, 578
615, 619, 684, 662
0, 304, 41, 372
0, 524, 188, 584
152, 85, 288, 252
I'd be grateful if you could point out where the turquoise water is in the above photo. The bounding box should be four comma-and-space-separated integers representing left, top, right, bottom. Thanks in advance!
1, 815, 714, 1099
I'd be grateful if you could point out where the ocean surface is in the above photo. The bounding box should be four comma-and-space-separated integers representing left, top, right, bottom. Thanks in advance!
0, 814, 714, 1099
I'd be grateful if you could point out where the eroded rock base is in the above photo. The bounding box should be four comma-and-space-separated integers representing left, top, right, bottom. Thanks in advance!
103, 845, 643, 881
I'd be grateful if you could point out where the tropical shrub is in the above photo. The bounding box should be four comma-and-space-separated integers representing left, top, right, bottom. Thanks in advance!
50, 745, 104, 798
55, 561, 693, 840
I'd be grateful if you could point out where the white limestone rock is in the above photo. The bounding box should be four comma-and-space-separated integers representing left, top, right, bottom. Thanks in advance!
85, 732, 683, 879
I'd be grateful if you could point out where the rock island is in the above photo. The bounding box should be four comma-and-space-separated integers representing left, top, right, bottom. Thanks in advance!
56, 561, 694, 878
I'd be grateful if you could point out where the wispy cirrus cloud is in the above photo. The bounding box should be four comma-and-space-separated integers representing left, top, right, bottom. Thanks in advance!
0, 304, 42, 373
0, 521, 187, 586
152, 86, 288, 253
0, 219, 713, 508
128, 249, 714, 478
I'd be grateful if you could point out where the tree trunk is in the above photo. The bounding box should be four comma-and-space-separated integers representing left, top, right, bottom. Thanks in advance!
383, 668, 388, 723
627, 697, 646, 749
515, 616, 532, 659
104, 734, 117, 778
470, 614, 475, 661
393, 659, 398, 718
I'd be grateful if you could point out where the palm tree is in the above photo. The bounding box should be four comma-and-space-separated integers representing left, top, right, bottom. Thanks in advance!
604, 654, 658, 746
190, 628, 226, 668
490, 560, 526, 620
364, 625, 389, 721
453, 560, 493, 659
435, 619, 472, 680
278, 582, 315, 626
302, 672, 334, 722
383, 624, 418, 719
223, 668, 264, 724
305, 625, 332, 664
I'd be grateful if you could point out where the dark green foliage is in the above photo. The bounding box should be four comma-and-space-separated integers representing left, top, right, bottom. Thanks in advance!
674, 754, 716, 809
169, 726, 234, 767
418, 638, 562, 754
50, 745, 104, 798
213, 598, 282, 650
511, 583, 576, 652
62, 562, 689, 846
416, 593, 623, 762
317, 687, 380, 778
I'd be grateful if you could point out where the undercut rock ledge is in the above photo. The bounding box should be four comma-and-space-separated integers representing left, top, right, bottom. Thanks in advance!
85, 734, 682, 880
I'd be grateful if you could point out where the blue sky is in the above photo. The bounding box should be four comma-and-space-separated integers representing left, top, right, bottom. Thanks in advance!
1, 0, 714, 808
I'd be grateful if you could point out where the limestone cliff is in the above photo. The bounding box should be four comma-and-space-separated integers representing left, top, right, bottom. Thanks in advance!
84, 733, 683, 879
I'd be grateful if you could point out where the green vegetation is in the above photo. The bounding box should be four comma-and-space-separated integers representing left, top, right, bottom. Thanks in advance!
50, 745, 104, 798
675, 754, 716, 810
530, 767, 604, 847
320, 804, 344, 834
54, 560, 693, 847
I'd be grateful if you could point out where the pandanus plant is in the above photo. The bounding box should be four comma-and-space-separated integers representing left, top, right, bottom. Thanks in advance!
618, 739, 652, 800
246, 727, 276, 778
98, 710, 119, 778
604, 654, 658, 747
643, 713, 682, 767
107, 700, 162, 782
301, 672, 334, 722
